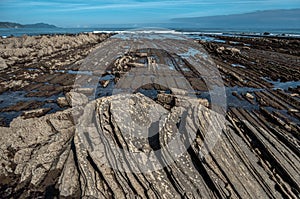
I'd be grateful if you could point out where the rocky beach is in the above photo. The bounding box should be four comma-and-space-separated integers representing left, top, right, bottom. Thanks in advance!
0, 32, 299, 198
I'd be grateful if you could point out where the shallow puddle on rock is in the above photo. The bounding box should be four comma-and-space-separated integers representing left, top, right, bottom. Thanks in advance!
231, 63, 247, 69
55, 69, 93, 76
262, 77, 300, 90
0, 89, 65, 126
186, 34, 226, 43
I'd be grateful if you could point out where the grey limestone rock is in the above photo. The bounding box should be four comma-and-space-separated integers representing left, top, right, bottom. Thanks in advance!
0, 93, 299, 198
0, 57, 8, 70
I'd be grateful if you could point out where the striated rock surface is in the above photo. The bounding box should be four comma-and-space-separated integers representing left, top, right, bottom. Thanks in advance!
0, 33, 110, 65
0, 93, 299, 198
0, 109, 75, 198
0, 33, 299, 198
0, 33, 112, 126
0, 57, 8, 70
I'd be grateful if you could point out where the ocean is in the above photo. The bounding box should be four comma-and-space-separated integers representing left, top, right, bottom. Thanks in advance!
1, 25, 300, 38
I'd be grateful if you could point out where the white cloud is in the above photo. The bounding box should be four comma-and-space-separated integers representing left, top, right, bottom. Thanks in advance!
51, 1, 216, 12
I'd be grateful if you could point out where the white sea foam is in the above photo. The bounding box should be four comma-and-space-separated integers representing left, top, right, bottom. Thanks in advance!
93, 29, 182, 35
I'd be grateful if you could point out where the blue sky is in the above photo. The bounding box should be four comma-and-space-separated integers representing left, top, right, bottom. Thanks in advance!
0, 0, 299, 27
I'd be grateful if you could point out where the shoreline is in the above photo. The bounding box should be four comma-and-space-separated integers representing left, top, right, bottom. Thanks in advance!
1, 27, 300, 39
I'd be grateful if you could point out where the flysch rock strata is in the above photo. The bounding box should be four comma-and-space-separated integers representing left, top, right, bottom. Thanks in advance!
0, 93, 299, 198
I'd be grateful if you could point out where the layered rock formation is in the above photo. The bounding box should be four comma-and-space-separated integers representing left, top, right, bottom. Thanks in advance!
0, 33, 112, 126
0, 92, 299, 198
0, 33, 111, 68
0, 33, 299, 198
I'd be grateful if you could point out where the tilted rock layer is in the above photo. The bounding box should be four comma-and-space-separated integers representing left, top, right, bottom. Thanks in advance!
0, 93, 299, 198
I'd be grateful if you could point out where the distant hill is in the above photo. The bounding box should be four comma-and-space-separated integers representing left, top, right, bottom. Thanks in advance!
0, 22, 57, 28
171, 9, 300, 29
